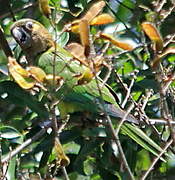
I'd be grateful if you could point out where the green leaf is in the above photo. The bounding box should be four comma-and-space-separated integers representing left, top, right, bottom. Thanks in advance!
6, 156, 16, 180
74, 139, 104, 174
84, 157, 96, 176
136, 79, 158, 90
57, 32, 70, 47
135, 149, 151, 174
60, 128, 82, 143
118, 61, 135, 74
121, 124, 166, 161
63, 142, 81, 155
0, 125, 23, 144
126, 124, 162, 152
168, 54, 175, 63
83, 127, 107, 138
0, 81, 49, 119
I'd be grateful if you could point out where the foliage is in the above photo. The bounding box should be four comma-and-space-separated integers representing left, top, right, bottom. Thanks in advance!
1, 0, 175, 180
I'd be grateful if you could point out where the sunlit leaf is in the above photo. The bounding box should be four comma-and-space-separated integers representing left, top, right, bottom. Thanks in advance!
90, 13, 114, 25
0, 126, 22, 141
66, 42, 87, 66
53, 137, 70, 167
57, 32, 70, 47
77, 67, 94, 85
27, 66, 46, 83
79, 19, 90, 57
63, 142, 81, 155
100, 33, 134, 51
8, 57, 29, 77
0, 65, 8, 76
84, 157, 96, 176
8, 57, 35, 89
8, 65, 35, 89
70, 0, 106, 33
145, 11, 158, 23
70, 20, 80, 34
82, 0, 105, 23
141, 22, 163, 51
151, 47, 175, 68
45, 74, 64, 87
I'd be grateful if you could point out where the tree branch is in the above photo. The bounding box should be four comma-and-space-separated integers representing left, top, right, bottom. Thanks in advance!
0, 2, 38, 19
1, 128, 46, 164
141, 139, 173, 180
0, 26, 13, 58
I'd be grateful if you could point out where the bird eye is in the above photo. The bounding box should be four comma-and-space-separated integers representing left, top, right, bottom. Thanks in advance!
25, 22, 33, 30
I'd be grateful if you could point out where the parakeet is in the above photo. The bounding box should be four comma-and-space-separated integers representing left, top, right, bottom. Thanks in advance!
10, 18, 138, 124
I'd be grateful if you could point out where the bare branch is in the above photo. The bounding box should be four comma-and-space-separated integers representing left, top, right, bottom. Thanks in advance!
116, 102, 135, 136
0, 26, 13, 58
93, 70, 135, 180
155, 0, 167, 12
121, 73, 136, 108
149, 119, 175, 125
0, 2, 38, 19
61, 167, 70, 180
141, 89, 153, 111
1, 128, 46, 164
141, 139, 173, 180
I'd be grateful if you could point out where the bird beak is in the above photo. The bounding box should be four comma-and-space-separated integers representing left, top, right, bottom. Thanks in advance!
11, 27, 31, 47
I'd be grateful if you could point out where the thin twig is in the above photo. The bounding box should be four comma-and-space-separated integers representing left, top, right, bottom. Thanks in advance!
158, 3, 175, 25
2, 147, 11, 179
0, 2, 38, 19
162, 71, 175, 95
0, 26, 13, 57
164, 33, 175, 47
50, 0, 59, 138
141, 89, 153, 111
1, 161, 8, 180
149, 119, 175, 125
116, 102, 135, 136
1, 128, 46, 164
100, 43, 113, 88
7, 0, 16, 21
157, 64, 175, 143
161, 94, 175, 143
49, 6, 70, 178
121, 74, 135, 108
140, 139, 173, 180
101, 64, 112, 88
106, 113, 135, 180
51, 107, 59, 136
61, 167, 70, 180
115, 70, 163, 138
115, 70, 138, 107
106, 2, 140, 41
93, 67, 135, 180
155, 0, 167, 12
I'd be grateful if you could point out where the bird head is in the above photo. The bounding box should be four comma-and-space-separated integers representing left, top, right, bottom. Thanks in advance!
11, 18, 54, 62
